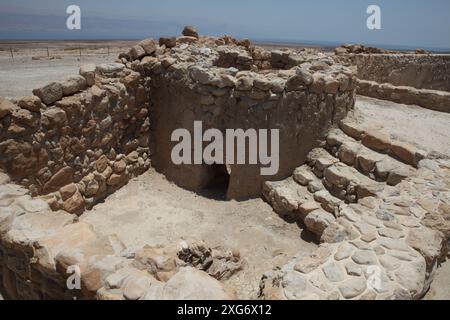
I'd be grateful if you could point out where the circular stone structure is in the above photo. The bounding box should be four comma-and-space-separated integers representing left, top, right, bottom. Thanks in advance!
142, 36, 357, 199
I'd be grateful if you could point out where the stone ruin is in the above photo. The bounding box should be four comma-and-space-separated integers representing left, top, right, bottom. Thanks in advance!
0, 27, 449, 300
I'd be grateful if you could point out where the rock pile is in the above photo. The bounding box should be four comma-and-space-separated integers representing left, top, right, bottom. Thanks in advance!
0, 62, 151, 214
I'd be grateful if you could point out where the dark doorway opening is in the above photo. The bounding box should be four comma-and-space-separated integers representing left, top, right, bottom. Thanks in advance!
198, 164, 230, 201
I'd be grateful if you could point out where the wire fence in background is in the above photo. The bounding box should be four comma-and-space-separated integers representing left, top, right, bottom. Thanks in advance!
0, 45, 130, 60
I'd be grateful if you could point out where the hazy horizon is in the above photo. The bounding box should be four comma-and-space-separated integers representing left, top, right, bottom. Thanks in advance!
1, 0, 450, 51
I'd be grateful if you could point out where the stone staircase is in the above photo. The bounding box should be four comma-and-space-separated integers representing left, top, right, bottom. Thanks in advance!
264, 117, 421, 239
261, 118, 450, 300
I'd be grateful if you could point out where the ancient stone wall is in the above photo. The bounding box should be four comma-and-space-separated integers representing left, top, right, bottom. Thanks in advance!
357, 79, 450, 113
128, 37, 357, 199
336, 54, 450, 92
0, 63, 152, 214
0, 173, 236, 300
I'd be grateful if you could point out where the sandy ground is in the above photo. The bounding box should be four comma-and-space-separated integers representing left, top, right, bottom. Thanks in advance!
355, 96, 450, 157
81, 169, 318, 299
0, 55, 114, 100
0, 40, 138, 100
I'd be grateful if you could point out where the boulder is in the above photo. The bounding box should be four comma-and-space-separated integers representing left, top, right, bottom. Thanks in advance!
61, 75, 87, 96
159, 37, 177, 48
41, 107, 67, 127
285, 69, 313, 91
138, 39, 157, 55
129, 45, 146, 61
182, 26, 199, 38
17, 96, 43, 112
0, 97, 16, 119
42, 167, 74, 194
79, 64, 96, 86
96, 63, 125, 76
32, 82, 63, 105
63, 190, 85, 214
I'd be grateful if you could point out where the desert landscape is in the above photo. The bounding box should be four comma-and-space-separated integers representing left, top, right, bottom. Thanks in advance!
0, 26, 449, 301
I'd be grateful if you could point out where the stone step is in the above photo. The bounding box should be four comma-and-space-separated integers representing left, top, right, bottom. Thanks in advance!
296, 156, 385, 204
263, 178, 336, 239
326, 127, 417, 185
293, 165, 344, 212
338, 118, 427, 168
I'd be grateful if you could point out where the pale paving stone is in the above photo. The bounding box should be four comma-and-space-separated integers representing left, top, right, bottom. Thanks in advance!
322, 262, 346, 282
379, 255, 402, 271
394, 259, 427, 299
344, 262, 363, 276
352, 250, 379, 265
308, 271, 335, 292
338, 278, 367, 299
334, 242, 355, 261
378, 227, 405, 239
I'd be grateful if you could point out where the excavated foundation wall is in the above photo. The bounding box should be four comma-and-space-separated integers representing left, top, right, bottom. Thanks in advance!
336, 54, 450, 91
334, 54, 450, 112
0, 65, 152, 215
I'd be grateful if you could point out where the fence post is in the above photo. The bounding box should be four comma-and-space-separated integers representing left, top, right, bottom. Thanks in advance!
47, 47, 50, 57
79, 47, 82, 57
10, 48, 14, 60
107, 46, 110, 56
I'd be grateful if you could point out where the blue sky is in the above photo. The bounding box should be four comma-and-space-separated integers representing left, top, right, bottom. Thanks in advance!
0, 0, 449, 50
